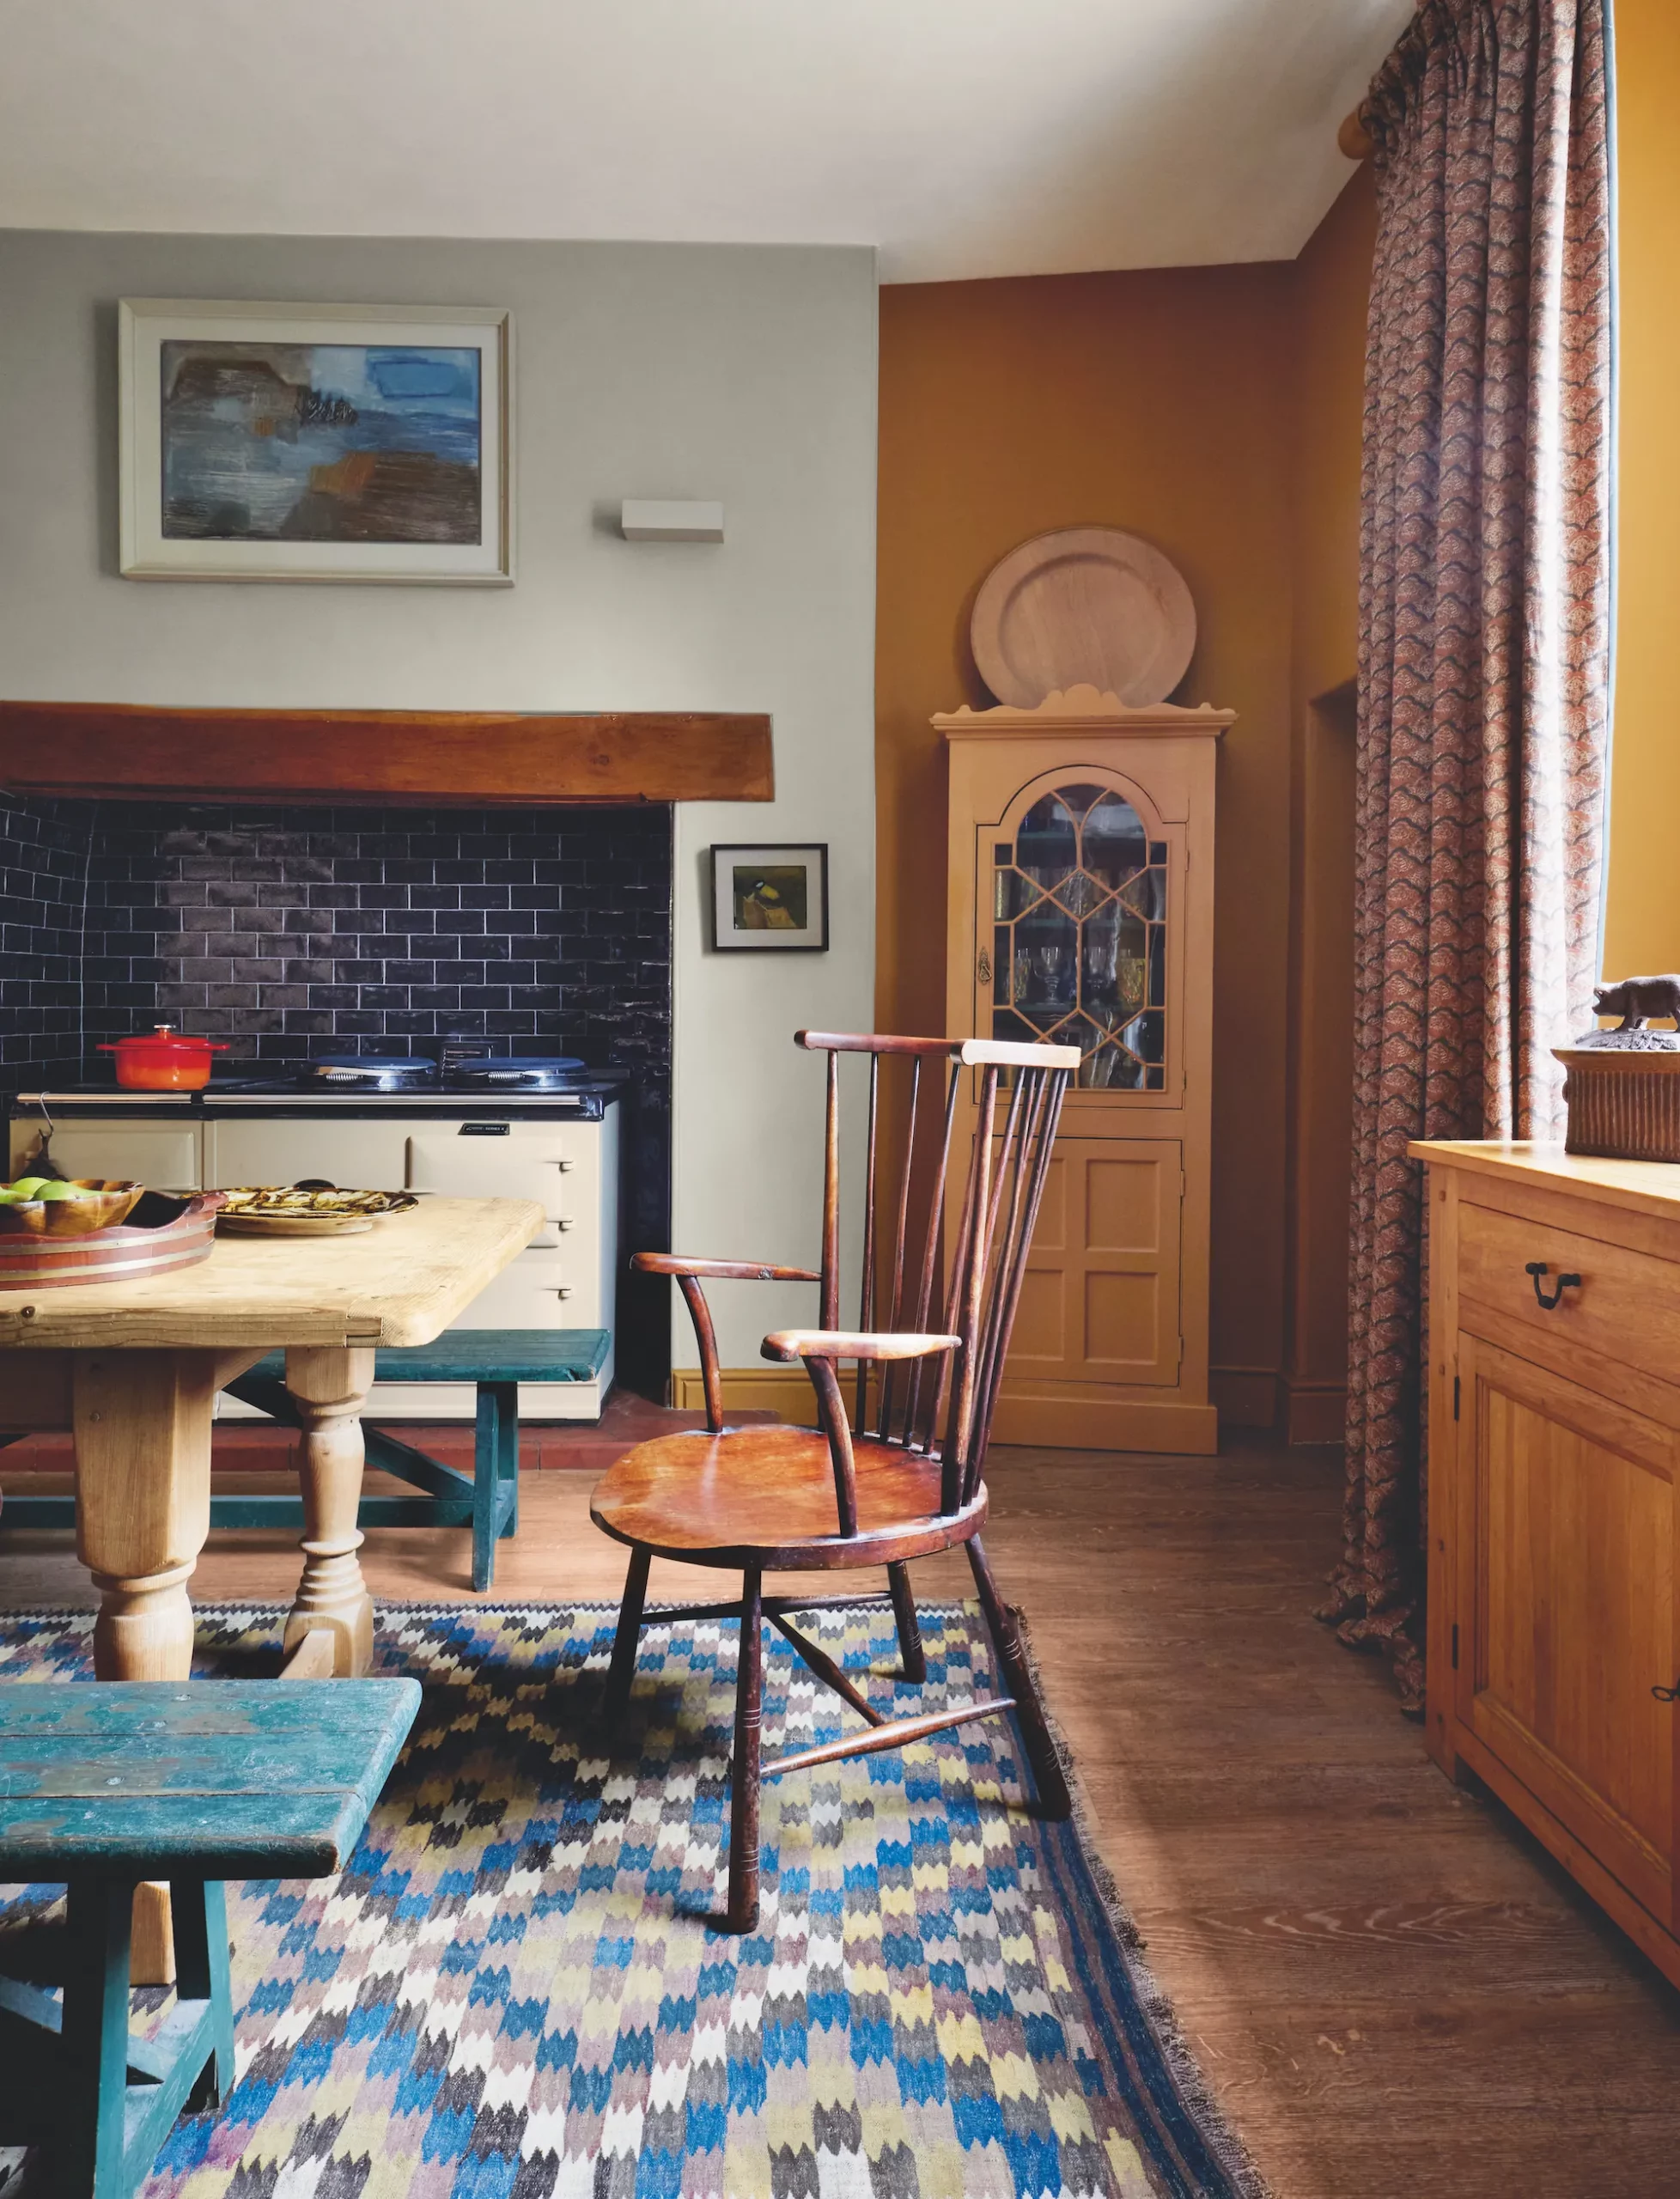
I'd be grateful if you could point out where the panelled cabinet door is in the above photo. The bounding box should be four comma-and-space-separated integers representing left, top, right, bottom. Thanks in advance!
204, 1117, 409, 1191
1011, 1136, 1183, 1388
22, 1121, 201, 1191
1457, 1331, 1678, 1927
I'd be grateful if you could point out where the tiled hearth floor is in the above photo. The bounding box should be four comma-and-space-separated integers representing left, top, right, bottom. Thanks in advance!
3, 1427, 1679, 2196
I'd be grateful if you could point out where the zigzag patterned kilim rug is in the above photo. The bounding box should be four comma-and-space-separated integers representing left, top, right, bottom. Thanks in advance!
0, 1603, 1263, 2199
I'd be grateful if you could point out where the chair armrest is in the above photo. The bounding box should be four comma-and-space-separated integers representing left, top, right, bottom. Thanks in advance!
632, 1252, 822, 1282
761, 1329, 961, 1364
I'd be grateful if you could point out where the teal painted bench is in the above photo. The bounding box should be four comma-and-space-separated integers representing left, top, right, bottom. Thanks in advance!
0, 1677, 419, 2199
1, 1328, 611, 1594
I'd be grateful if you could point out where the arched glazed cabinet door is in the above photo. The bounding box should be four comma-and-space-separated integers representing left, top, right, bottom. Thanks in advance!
977, 768, 1178, 1105
940, 696, 1228, 1454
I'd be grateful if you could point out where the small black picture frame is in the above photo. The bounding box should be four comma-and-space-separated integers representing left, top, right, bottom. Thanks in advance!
710, 843, 830, 951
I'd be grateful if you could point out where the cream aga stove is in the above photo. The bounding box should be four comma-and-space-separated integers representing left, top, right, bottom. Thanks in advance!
8, 1057, 622, 1421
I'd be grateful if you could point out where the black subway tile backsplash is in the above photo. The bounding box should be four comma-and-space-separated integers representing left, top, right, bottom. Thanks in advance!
27, 799, 677, 1075
0, 798, 675, 1385
0, 797, 91, 1080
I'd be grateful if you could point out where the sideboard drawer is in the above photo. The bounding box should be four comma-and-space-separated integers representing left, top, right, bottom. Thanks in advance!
1458, 1196, 1680, 1377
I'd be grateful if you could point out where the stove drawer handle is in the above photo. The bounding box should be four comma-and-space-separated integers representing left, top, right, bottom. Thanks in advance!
549, 1159, 575, 1172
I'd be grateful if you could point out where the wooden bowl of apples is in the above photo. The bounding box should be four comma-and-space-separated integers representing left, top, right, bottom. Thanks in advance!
0, 1175, 146, 1235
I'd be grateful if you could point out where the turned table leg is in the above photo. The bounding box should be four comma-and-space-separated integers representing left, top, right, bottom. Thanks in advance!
282, 1346, 376, 1678
72, 1348, 224, 1986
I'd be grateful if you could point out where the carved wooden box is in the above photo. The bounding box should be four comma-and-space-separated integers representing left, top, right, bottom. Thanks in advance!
1555, 1045, 1680, 1165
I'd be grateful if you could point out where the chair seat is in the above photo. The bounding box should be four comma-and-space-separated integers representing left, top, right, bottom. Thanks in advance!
590, 1426, 984, 1568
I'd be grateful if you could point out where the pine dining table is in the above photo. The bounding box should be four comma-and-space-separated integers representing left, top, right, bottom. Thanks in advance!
0, 1194, 544, 1683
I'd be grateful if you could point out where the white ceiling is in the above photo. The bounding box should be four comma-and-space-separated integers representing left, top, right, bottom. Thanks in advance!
0, 0, 1413, 283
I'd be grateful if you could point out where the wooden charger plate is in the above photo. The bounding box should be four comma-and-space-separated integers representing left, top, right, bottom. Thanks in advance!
971, 527, 1196, 708
216, 1187, 418, 1238
218, 1211, 376, 1237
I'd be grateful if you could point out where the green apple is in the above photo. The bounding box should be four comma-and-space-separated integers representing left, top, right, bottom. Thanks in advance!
33, 1181, 88, 1201
8, 1177, 48, 1197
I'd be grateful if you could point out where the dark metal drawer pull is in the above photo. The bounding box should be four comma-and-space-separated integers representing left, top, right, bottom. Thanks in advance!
1654, 1678, 1680, 1703
1525, 1261, 1581, 1310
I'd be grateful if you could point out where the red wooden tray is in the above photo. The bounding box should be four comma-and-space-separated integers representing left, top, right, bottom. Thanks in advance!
0, 1192, 226, 1292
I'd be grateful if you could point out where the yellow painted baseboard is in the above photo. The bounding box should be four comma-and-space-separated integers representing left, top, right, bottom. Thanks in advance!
672, 1368, 1330, 1457
671, 1367, 819, 1425
1209, 1365, 1278, 1429
989, 1391, 1219, 1456
673, 1368, 1223, 1455
1208, 1367, 1346, 1444
1284, 1380, 1347, 1447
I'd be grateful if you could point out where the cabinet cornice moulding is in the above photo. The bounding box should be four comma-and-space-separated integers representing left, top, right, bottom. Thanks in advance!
0, 701, 775, 807
934, 685, 1236, 740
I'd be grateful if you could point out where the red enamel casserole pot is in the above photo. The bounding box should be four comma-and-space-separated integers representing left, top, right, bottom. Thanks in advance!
98, 1025, 228, 1090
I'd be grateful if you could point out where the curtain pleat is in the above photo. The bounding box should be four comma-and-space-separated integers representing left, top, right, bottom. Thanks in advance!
1326, 0, 1614, 1709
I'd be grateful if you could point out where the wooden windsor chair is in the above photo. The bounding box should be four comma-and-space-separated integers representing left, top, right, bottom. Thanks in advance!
589, 1028, 1080, 1933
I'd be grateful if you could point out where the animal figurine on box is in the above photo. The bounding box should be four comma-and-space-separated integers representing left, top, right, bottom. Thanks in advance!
1592, 974, 1680, 1031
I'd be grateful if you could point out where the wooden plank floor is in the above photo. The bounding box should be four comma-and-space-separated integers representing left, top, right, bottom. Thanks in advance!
3, 1428, 1677, 2196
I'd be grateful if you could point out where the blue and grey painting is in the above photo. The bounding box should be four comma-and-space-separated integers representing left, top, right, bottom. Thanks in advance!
160, 342, 482, 544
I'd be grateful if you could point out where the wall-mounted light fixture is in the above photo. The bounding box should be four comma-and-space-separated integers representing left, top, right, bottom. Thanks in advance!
620, 499, 725, 542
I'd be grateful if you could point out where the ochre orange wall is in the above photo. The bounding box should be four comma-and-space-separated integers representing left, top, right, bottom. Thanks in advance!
878, 261, 1311, 1419
877, 4, 1673, 1439
876, 169, 1375, 1433
1602, 0, 1680, 978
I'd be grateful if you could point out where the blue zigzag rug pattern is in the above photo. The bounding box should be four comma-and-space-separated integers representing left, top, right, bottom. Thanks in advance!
0, 1601, 1263, 2199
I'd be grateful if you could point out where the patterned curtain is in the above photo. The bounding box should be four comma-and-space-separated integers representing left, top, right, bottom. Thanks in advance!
1326, 0, 1615, 1709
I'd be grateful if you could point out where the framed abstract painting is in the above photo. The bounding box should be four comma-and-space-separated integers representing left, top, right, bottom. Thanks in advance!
709, 844, 830, 951
118, 299, 514, 582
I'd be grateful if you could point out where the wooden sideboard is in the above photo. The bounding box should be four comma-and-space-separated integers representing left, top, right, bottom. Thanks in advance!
1415, 1139, 1680, 1986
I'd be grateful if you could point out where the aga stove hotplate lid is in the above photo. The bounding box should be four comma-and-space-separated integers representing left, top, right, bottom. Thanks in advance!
311, 1054, 435, 1089
449, 1055, 587, 1090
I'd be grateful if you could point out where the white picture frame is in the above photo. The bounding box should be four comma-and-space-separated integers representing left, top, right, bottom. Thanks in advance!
118, 299, 514, 583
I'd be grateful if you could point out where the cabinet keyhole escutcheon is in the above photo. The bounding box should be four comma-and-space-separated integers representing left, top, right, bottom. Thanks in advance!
1525, 1262, 1581, 1310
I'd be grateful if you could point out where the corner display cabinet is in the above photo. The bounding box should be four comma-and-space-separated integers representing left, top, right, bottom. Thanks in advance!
937, 686, 1234, 1453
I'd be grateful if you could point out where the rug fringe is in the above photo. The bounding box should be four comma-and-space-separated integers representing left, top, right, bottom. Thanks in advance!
1008, 1603, 1278, 2199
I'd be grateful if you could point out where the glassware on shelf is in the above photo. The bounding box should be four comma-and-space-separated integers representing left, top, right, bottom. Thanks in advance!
987, 778, 1170, 1090
1083, 915, 1119, 996
1032, 941, 1072, 1004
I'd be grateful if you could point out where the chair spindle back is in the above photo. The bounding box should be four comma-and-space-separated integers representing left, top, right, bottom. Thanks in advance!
795, 1032, 1077, 1514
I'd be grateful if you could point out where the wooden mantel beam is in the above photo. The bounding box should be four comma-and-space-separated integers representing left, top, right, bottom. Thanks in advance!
0, 701, 774, 807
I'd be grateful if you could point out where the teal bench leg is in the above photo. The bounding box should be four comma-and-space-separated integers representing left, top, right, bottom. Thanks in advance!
172, 1878, 234, 2110
40, 1874, 231, 2199
472, 1382, 520, 1593
496, 1383, 520, 1544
